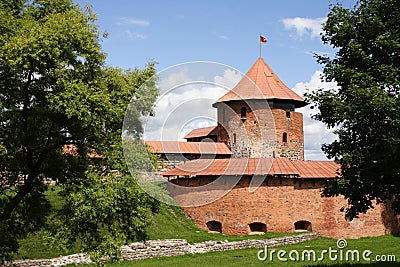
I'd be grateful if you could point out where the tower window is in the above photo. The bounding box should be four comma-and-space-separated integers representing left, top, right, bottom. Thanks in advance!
286, 110, 291, 119
282, 132, 287, 143
233, 133, 236, 143
240, 107, 247, 120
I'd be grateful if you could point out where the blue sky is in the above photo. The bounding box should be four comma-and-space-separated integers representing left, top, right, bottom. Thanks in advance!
75, 0, 356, 160
76, 0, 355, 87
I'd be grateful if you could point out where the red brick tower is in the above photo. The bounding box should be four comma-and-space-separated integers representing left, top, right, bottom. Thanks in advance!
213, 58, 306, 160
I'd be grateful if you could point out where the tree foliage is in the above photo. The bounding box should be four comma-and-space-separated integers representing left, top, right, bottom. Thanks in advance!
308, 0, 400, 219
0, 0, 159, 262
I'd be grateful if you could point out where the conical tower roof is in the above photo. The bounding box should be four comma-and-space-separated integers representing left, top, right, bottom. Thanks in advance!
215, 57, 306, 108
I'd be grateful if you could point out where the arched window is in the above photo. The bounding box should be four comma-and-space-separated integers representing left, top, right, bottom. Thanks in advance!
249, 222, 266, 234
294, 220, 312, 232
206, 220, 222, 233
240, 107, 247, 120
282, 132, 287, 143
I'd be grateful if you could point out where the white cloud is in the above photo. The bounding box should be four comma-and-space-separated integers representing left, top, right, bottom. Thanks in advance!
117, 17, 150, 27
214, 69, 242, 90
124, 30, 148, 40
293, 70, 339, 160
143, 67, 238, 141
282, 17, 326, 39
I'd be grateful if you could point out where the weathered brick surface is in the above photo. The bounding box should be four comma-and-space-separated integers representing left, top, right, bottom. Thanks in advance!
171, 176, 400, 238
273, 109, 304, 160
215, 101, 304, 160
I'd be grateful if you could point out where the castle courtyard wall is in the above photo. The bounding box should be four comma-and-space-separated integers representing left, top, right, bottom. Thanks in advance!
168, 176, 400, 238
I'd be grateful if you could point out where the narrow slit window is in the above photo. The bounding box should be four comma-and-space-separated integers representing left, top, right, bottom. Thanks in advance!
282, 132, 287, 143
241, 107, 247, 120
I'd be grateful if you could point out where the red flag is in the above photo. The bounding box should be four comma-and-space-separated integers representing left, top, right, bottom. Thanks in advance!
260, 35, 268, 43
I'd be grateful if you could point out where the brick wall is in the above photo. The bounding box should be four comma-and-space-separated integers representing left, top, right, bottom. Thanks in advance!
273, 109, 304, 160
169, 176, 400, 238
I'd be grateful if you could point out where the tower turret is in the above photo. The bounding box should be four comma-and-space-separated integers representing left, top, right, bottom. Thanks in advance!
213, 57, 306, 160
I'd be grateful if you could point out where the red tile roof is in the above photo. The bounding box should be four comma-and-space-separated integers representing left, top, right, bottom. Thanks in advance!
184, 126, 218, 139
63, 144, 103, 159
163, 158, 297, 177
215, 58, 306, 108
291, 161, 340, 178
162, 158, 339, 179
145, 141, 231, 155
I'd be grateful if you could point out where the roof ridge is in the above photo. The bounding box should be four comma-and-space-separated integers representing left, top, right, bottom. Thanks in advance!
215, 57, 307, 108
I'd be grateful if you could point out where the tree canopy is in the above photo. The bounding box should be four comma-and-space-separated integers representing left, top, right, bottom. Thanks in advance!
0, 0, 159, 262
308, 0, 400, 219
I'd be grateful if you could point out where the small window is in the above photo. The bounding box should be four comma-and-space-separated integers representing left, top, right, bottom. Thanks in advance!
240, 107, 247, 120
294, 220, 312, 232
282, 132, 287, 143
286, 110, 291, 119
233, 133, 237, 143
206, 220, 222, 233
249, 222, 266, 233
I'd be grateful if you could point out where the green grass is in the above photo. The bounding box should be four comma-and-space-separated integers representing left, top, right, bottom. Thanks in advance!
14, 186, 296, 260
101, 235, 400, 267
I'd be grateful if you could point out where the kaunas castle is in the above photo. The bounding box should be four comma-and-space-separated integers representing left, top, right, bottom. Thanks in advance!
145, 57, 400, 238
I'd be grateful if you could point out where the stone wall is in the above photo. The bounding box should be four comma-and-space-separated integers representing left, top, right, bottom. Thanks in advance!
5, 253, 91, 267
170, 176, 400, 238
6, 233, 320, 267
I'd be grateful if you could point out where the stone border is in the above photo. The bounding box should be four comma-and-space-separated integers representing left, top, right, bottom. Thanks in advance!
6, 233, 320, 267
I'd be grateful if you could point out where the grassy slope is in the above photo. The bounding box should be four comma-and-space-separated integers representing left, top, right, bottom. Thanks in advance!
14, 187, 295, 259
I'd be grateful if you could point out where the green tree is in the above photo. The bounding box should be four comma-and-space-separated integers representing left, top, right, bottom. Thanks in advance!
308, 0, 400, 219
0, 0, 159, 262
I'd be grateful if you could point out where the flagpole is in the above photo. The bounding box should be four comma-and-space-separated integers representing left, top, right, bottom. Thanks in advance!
259, 33, 261, 58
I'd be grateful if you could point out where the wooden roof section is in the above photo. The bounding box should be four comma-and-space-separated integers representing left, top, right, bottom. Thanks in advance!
215, 58, 306, 108
145, 140, 231, 155
184, 126, 218, 139
162, 158, 339, 179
